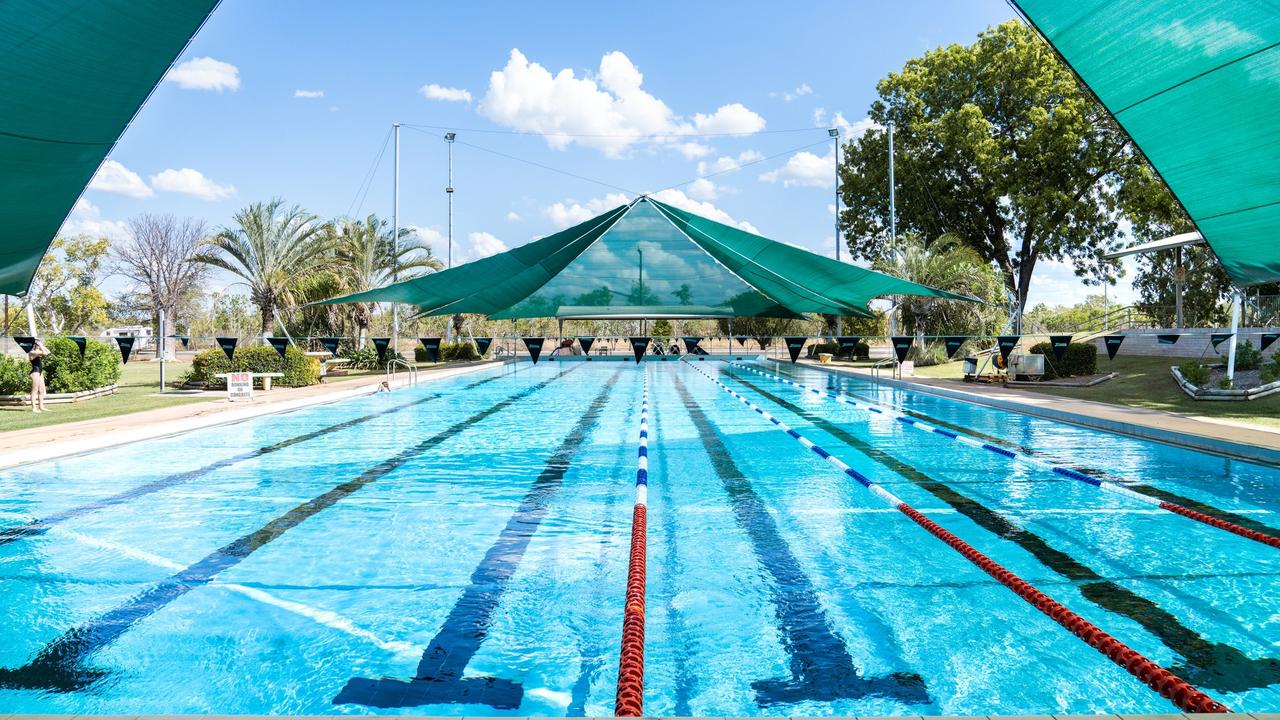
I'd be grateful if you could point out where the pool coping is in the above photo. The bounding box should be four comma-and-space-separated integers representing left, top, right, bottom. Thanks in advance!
0, 360, 505, 471
795, 361, 1280, 467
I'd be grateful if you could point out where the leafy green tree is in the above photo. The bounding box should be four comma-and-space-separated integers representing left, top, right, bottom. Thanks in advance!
333, 214, 443, 344
195, 199, 334, 334
838, 20, 1142, 314
26, 235, 111, 334
1023, 294, 1108, 332
672, 283, 694, 306
872, 233, 1006, 336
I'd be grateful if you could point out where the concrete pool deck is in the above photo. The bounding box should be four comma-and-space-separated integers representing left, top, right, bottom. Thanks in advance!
1, 714, 1276, 719
798, 360, 1280, 467
0, 360, 504, 471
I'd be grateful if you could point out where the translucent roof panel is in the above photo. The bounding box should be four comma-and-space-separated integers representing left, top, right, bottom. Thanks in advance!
493, 200, 785, 318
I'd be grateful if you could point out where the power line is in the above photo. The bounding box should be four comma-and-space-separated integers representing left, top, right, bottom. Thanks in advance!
655, 137, 832, 194
346, 127, 393, 218
399, 122, 826, 140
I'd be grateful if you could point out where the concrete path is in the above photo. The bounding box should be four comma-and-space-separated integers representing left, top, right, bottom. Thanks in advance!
0, 361, 502, 471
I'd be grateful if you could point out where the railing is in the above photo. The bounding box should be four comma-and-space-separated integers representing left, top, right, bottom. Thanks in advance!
385, 358, 418, 387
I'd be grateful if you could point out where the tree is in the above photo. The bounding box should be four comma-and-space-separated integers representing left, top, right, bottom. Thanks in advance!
195, 199, 334, 334
872, 233, 1006, 336
114, 214, 209, 355
333, 214, 443, 344
838, 20, 1139, 315
26, 235, 111, 334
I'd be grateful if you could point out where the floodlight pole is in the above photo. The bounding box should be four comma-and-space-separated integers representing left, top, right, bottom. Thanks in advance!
887, 120, 898, 337
831, 127, 842, 337
445, 131, 456, 342
392, 123, 401, 355
158, 308, 166, 393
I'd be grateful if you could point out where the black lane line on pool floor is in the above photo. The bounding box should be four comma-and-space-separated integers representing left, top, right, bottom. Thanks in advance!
806, 368, 1280, 538
333, 367, 623, 711
0, 371, 514, 548
0, 365, 584, 693
671, 373, 930, 708
725, 368, 1280, 694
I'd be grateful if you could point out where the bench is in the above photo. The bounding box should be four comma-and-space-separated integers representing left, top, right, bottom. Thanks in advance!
318, 357, 353, 381
214, 372, 285, 391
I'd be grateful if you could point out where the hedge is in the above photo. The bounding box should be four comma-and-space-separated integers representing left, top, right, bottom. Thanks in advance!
0, 337, 121, 395
184, 345, 320, 388
415, 340, 483, 363
1029, 341, 1097, 380
807, 340, 870, 360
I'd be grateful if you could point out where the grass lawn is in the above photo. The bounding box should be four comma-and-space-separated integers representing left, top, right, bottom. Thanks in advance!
913, 355, 1280, 429
0, 360, 213, 433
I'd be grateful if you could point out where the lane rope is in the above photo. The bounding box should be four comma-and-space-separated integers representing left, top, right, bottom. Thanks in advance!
728, 361, 1280, 550
686, 360, 1230, 714
615, 370, 649, 716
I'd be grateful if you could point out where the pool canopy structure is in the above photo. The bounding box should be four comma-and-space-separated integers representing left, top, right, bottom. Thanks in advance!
317, 196, 976, 320
1013, 0, 1280, 287
0, 0, 220, 296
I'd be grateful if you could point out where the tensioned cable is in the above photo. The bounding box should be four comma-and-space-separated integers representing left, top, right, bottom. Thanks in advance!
726, 361, 1280, 549
402, 125, 639, 196
682, 358, 1229, 714
654, 137, 832, 195
346, 126, 393, 218
400, 122, 825, 140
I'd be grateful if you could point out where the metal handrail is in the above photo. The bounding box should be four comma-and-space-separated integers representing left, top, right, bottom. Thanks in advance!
385, 358, 418, 387
870, 357, 897, 380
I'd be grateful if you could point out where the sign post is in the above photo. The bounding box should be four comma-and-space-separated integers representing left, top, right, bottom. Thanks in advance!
227, 371, 253, 401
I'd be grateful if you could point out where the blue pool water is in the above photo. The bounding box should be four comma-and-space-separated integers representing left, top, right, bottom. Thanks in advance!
1, 360, 1277, 716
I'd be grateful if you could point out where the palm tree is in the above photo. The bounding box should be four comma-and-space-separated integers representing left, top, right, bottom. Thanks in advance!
334, 214, 443, 344
873, 233, 1005, 337
195, 199, 334, 334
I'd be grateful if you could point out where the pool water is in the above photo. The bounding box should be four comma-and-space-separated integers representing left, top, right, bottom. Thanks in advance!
0, 360, 1277, 716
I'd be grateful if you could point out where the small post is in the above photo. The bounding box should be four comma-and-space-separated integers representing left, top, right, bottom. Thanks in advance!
1226, 289, 1241, 384
158, 308, 166, 393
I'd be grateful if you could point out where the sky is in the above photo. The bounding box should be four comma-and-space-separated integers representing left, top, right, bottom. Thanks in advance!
65, 0, 1138, 309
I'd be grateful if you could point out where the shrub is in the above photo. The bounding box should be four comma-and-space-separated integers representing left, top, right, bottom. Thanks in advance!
1178, 360, 1209, 387
340, 345, 381, 370
0, 338, 121, 395
1261, 356, 1280, 385
907, 341, 948, 367
1217, 377, 1233, 390
185, 345, 320, 388
806, 340, 869, 360
440, 340, 480, 362
1029, 341, 1097, 380
1224, 339, 1262, 371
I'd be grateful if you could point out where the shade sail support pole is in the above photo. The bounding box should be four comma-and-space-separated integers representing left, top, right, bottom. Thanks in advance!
833, 126, 843, 337
1226, 288, 1241, 384
392, 123, 401, 356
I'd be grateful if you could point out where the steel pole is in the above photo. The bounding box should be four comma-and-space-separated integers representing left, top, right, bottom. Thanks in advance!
887, 121, 897, 336
445, 132, 456, 342
1226, 289, 1241, 383
158, 308, 166, 393
392, 123, 401, 355
833, 128, 843, 337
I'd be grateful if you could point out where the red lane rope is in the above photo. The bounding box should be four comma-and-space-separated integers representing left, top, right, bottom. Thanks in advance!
615, 374, 649, 717
685, 360, 1232, 714
1158, 501, 1280, 548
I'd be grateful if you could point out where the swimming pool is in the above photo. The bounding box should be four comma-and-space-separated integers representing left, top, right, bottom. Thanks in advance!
1, 359, 1277, 716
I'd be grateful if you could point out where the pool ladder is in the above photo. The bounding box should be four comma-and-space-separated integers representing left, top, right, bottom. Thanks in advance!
870, 357, 900, 380
385, 358, 419, 387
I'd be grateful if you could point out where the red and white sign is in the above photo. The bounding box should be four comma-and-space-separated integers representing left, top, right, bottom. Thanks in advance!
227, 371, 253, 401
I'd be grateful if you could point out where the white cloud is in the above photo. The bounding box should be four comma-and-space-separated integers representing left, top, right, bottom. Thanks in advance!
478, 49, 766, 157
544, 193, 631, 229
294, 89, 324, 98
150, 168, 235, 201
165, 57, 240, 92
88, 160, 153, 199
674, 142, 713, 159
827, 203, 837, 215
686, 177, 717, 201
782, 83, 813, 102
760, 146, 835, 188
421, 83, 473, 103
468, 231, 508, 259
59, 199, 129, 240
649, 190, 759, 234
505, 211, 522, 222
691, 103, 766, 135
696, 150, 764, 176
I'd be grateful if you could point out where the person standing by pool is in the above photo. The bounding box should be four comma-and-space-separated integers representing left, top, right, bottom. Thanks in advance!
27, 339, 49, 413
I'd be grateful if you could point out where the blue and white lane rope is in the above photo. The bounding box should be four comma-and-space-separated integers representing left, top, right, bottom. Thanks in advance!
683, 360, 1229, 713
615, 372, 649, 716
728, 361, 1280, 549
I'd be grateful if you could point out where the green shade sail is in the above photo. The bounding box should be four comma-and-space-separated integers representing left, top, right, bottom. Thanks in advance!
318, 196, 976, 319
0, 0, 220, 296
1013, 0, 1280, 287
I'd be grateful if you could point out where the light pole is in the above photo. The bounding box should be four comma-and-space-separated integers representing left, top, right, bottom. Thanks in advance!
392, 122, 400, 355
445, 131, 456, 342
887, 120, 898, 337
637, 247, 644, 335
830, 127, 841, 336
